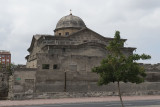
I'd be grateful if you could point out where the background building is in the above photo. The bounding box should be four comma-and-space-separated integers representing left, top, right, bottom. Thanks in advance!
0, 50, 11, 99
0, 50, 11, 66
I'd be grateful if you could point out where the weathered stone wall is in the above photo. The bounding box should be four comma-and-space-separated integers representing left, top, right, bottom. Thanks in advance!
141, 63, 160, 72
53, 29, 110, 46
143, 63, 160, 82
37, 54, 103, 72
11, 68, 36, 98
26, 39, 38, 68
35, 71, 99, 92
35, 71, 160, 92
0, 71, 9, 99
10, 63, 160, 100
68, 29, 108, 45
47, 44, 108, 57
26, 60, 37, 68
26, 29, 113, 68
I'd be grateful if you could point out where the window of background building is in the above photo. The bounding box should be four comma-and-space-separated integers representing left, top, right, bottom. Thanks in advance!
42, 64, 50, 69
59, 33, 61, 36
2, 59, 5, 61
6, 59, 9, 62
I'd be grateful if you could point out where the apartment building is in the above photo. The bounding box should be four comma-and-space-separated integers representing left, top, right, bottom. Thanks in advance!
0, 50, 11, 66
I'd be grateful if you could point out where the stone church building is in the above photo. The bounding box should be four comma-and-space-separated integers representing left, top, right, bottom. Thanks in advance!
9, 13, 160, 100
25, 13, 134, 71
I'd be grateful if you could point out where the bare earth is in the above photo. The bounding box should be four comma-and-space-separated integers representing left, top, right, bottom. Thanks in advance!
1, 95, 160, 107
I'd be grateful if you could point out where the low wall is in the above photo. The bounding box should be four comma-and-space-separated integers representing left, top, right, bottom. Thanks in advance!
12, 82, 160, 100
0, 71, 10, 100
141, 63, 160, 72
9, 63, 160, 100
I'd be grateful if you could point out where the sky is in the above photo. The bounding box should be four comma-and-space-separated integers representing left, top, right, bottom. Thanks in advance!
0, 0, 160, 64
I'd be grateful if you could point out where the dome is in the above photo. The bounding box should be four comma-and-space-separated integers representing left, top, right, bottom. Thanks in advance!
55, 14, 86, 30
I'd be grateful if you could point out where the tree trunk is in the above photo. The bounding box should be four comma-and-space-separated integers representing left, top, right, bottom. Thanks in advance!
118, 81, 124, 107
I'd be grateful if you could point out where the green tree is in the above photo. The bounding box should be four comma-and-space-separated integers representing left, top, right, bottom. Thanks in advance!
92, 31, 151, 107
6, 63, 16, 76
0, 63, 16, 75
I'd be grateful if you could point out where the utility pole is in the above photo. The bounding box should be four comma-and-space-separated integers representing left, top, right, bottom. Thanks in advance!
64, 71, 66, 92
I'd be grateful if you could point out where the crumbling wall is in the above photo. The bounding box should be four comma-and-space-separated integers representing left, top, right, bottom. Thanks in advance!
10, 68, 36, 100
0, 69, 9, 100
142, 63, 160, 72
9, 63, 160, 100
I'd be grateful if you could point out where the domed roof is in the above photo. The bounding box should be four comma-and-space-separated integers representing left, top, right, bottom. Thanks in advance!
55, 14, 86, 30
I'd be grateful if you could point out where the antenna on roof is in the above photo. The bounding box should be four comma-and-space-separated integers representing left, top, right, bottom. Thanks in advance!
70, 9, 72, 15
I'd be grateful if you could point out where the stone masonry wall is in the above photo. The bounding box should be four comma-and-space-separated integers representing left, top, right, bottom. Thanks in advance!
10, 68, 36, 99
10, 63, 160, 100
